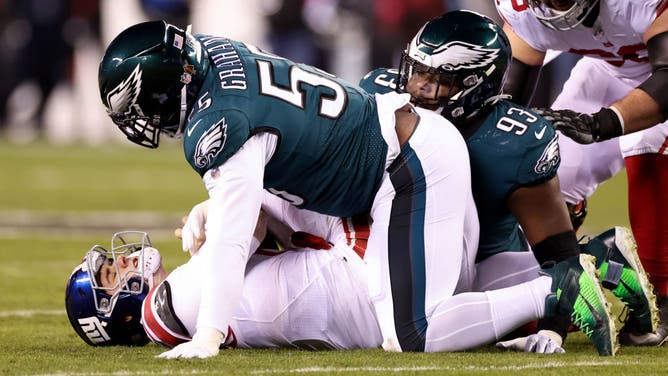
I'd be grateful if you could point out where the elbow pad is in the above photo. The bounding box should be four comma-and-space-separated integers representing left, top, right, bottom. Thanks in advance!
503, 58, 542, 106
638, 31, 668, 116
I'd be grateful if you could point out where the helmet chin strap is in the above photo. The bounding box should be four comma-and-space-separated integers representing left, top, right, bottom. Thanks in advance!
172, 25, 195, 138
176, 84, 188, 137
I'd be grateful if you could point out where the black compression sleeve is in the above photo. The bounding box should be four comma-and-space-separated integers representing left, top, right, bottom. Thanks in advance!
638, 31, 668, 116
532, 230, 579, 265
503, 58, 542, 106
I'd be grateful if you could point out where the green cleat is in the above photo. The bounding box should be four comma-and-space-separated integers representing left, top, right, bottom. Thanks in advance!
541, 254, 617, 356
581, 226, 659, 334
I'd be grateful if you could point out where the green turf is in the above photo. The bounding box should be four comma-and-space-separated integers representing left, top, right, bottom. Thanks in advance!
0, 142, 662, 376
0, 141, 206, 212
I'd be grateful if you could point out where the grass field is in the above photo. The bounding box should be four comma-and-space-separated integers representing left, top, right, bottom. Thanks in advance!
0, 141, 664, 376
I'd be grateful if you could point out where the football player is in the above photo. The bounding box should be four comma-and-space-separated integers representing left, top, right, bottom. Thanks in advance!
65, 231, 167, 346
66, 204, 607, 355
98, 20, 478, 358
358, 10, 656, 355
496, 0, 668, 346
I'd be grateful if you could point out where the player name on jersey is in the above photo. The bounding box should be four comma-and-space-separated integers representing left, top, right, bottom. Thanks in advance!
200, 36, 248, 90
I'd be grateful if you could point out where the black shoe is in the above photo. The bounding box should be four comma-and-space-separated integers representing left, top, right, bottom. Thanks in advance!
618, 295, 668, 346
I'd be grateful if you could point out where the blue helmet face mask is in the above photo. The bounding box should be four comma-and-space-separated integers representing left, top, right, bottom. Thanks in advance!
65, 231, 162, 346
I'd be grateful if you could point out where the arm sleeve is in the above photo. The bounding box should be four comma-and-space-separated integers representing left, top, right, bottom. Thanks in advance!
195, 134, 268, 334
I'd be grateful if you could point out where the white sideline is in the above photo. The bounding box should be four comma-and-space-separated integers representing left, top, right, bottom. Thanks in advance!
0, 309, 65, 318
250, 361, 633, 373
24, 361, 644, 376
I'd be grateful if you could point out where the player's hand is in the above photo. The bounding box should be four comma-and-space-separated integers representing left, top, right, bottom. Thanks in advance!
532, 107, 623, 144
496, 330, 565, 354
157, 327, 223, 359
175, 200, 209, 256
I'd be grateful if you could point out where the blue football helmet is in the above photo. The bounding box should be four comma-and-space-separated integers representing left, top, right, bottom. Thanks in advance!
528, 0, 600, 31
65, 231, 162, 346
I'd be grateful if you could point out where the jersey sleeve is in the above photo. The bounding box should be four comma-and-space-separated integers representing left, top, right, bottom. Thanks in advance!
515, 122, 560, 187
195, 134, 266, 337
358, 68, 399, 95
471, 102, 560, 196
494, 0, 549, 52
143, 255, 240, 349
142, 281, 192, 348
183, 109, 252, 177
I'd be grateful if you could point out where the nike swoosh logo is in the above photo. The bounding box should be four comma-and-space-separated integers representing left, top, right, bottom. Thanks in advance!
187, 119, 202, 137
580, 292, 604, 328
535, 126, 547, 139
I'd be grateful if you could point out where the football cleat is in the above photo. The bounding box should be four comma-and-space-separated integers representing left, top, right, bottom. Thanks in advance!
581, 226, 659, 334
618, 295, 668, 346
541, 254, 617, 356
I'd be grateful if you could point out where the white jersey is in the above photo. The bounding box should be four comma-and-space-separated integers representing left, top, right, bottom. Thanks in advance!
497, 0, 668, 202
142, 242, 383, 350
496, 0, 663, 78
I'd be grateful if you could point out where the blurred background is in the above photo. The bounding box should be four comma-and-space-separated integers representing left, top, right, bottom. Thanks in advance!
0, 0, 627, 331
0, 0, 623, 240
0, 0, 579, 145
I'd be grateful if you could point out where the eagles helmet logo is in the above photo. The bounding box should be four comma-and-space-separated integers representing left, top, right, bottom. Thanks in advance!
194, 118, 227, 169
106, 63, 143, 116
432, 41, 500, 71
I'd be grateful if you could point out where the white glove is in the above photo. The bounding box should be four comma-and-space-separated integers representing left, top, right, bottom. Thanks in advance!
496, 330, 565, 354
181, 200, 209, 256
157, 327, 223, 359
128, 246, 162, 287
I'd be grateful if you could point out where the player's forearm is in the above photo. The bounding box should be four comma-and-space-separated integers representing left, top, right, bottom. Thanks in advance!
195, 199, 257, 334
196, 138, 267, 334
612, 88, 665, 135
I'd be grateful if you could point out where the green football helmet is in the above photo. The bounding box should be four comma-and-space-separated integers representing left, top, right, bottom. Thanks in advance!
396, 10, 511, 124
98, 21, 209, 148
528, 0, 600, 31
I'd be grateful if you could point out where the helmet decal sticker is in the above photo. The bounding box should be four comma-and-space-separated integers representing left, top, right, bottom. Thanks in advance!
534, 135, 561, 174
194, 118, 228, 168
78, 316, 111, 344
173, 33, 184, 50
432, 41, 500, 71
106, 63, 143, 115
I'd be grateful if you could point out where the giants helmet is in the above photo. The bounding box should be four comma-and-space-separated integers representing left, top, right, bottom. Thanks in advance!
528, 0, 600, 31
65, 231, 162, 346
98, 21, 209, 148
396, 10, 511, 124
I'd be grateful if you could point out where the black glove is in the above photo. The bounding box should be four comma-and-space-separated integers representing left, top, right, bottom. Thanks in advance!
532, 107, 623, 144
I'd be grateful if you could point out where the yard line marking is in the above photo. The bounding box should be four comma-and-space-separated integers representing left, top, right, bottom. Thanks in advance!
250, 360, 640, 374
0, 309, 65, 318
26, 371, 210, 376
21, 360, 654, 376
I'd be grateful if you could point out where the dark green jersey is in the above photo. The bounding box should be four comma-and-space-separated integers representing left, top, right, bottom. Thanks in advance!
466, 100, 560, 260
183, 36, 388, 217
359, 68, 399, 94
360, 69, 561, 259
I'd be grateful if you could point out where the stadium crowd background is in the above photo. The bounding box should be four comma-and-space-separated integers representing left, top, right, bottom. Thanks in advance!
0, 0, 578, 145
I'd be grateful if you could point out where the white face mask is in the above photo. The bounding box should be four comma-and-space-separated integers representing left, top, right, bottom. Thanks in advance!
529, 0, 596, 31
